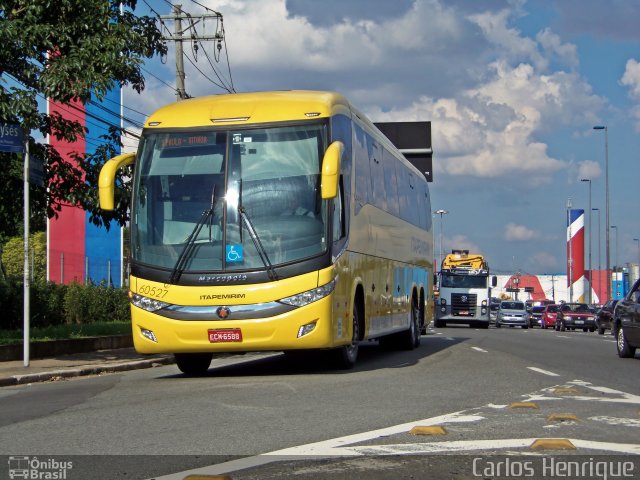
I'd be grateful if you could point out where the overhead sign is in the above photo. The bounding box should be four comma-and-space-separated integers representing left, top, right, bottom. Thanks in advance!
0, 123, 24, 153
374, 121, 433, 182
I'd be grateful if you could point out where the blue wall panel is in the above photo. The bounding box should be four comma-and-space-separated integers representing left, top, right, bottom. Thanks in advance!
85, 88, 122, 287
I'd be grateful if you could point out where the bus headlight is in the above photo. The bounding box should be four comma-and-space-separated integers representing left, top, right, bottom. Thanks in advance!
130, 292, 170, 312
440, 298, 447, 306
279, 279, 336, 307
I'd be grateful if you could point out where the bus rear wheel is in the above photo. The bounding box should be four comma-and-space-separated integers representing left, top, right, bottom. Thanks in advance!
175, 353, 213, 376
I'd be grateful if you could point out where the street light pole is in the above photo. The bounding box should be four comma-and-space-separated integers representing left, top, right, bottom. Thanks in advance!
581, 178, 592, 304
593, 125, 610, 302
611, 225, 618, 299
611, 225, 618, 273
434, 209, 449, 272
592, 208, 601, 303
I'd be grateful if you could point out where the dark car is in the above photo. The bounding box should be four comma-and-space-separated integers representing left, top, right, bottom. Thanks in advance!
555, 303, 596, 332
612, 279, 640, 358
595, 300, 618, 335
529, 305, 545, 327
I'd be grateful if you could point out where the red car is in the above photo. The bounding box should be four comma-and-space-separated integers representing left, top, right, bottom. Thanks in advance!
541, 304, 560, 329
555, 303, 596, 332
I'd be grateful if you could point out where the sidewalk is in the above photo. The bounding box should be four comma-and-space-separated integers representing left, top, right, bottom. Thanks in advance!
0, 348, 175, 387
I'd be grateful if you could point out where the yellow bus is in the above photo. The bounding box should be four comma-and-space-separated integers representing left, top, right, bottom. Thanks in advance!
99, 90, 433, 374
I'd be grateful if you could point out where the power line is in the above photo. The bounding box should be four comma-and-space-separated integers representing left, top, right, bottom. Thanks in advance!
186, 14, 234, 92
140, 66, 180, 94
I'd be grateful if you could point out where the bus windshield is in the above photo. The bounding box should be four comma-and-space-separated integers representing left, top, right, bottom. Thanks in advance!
131, 123, 328, 273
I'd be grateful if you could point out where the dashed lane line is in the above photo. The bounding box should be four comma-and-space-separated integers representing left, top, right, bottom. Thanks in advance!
526, 367, 560, 376
471, 347, 488, 353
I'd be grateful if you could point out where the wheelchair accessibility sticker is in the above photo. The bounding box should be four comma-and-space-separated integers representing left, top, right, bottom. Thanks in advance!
226, 244, 243, 263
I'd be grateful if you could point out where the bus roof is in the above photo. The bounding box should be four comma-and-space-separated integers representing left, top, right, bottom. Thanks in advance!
144, 90, 352, 128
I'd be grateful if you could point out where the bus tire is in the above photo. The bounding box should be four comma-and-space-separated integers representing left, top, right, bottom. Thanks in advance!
401, 293, 421, 350
175, 353, 213, 376
332, 300, 361, 369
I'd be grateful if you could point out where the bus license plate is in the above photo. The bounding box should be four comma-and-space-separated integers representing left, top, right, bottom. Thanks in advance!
208, 329, 242, 343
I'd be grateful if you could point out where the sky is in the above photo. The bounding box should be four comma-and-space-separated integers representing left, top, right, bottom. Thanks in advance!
123, 0, 640, 276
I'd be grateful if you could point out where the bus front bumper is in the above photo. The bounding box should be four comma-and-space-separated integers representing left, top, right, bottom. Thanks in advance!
130, 295, 347, 354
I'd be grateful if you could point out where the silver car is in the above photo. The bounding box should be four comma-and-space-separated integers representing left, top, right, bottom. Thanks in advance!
496, 300, 529, 329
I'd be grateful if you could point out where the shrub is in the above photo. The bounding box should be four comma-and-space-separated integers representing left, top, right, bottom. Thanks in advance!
0, 278, 129, 328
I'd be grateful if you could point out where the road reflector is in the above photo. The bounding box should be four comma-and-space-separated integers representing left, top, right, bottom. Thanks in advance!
530, 439, 576, 450
547, 414, 580, 423
410, 426, 448, 435
553, 387, 578, 395
510, 402, 539, 409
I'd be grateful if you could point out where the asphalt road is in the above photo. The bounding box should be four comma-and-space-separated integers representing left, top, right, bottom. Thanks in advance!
0, 325, 638, 480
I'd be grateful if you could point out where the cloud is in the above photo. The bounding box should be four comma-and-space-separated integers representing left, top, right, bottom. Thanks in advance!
130, 0, 605, 188
576, 160, 601, 180
444, 234, 481, 254
621, 59, 640, 99
536, 28, 579, 71
528, 252, 557, 270
505, 223, 539, 241
621, 59, 640, 131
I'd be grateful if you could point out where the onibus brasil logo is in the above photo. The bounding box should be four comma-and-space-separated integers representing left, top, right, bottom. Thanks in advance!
8, 456, 73, 479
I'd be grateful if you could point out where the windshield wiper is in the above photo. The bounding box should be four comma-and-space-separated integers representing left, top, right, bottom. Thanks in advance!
170, 185, 216, 284
238, 205, 278, 281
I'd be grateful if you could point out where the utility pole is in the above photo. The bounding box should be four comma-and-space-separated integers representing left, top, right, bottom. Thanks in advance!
567, 198, 573, 303
160, 5, 225, 100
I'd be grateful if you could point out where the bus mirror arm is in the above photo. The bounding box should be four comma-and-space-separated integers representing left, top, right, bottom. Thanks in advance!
321, 141, 343, 199
98, 153, 136, 210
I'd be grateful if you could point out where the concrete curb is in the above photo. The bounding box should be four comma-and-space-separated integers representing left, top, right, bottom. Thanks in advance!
0, 335, 134, 361
0, 355, 175, 387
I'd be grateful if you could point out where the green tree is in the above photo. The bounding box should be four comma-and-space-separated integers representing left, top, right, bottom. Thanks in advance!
0, 154, 47, 245
1, 231, 47, 282
0, 0, 166, 233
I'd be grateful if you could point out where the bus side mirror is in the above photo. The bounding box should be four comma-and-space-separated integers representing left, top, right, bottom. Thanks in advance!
492, 276, 497, 287
321, 141, 343, 199
98, 153, 136, 210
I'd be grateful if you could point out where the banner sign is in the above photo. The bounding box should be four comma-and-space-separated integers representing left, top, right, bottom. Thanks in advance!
0, 123, 24, 153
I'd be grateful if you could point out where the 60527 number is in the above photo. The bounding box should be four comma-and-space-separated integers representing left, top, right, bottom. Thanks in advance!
138, 285, 169, 298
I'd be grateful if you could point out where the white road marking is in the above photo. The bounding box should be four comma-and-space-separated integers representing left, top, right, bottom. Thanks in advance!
589, 416, 640, 427
471, 347, 488, 353
526, 367, 560, 376
344, 439, 640, 455
149, 380, 640, 480
150, 411, 485, 479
